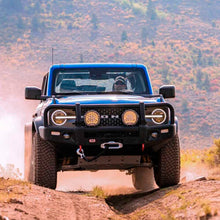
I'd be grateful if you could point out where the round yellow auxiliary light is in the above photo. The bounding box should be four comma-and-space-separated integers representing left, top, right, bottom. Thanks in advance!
152, 108, 166, 124
51, 110, 67, 126
122, 110, 139, 126
84, 110, 100, 126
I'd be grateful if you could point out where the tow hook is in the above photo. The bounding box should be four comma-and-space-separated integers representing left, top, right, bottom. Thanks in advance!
76, 145, 85, 159
76, 145, 109, 162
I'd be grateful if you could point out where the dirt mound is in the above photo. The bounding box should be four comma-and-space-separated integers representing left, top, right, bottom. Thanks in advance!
0, 178, 219, 220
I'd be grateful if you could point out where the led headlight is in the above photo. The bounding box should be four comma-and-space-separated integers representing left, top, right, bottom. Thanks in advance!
84, 110, 100, 126
122, 110, 139, 126
151, 108, 166, 124
51, 110, 67, 126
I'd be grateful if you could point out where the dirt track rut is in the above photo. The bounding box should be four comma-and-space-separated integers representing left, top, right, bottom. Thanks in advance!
0, 179, 220, 220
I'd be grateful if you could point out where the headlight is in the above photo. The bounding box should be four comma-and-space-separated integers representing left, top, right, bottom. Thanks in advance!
84, 110, 100, 126
151, 108, 166, 124
122, 110, 139, 126
51, 110, 67, 126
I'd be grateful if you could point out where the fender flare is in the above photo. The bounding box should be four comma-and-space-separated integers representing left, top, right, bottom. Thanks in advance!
33, 116, 44, 133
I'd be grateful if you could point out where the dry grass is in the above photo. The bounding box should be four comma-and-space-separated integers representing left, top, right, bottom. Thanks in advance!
181, 138, 220, 167
88, 186, 107, 199
0, 178, 30, 203
161, 190, 217, 219
181, 138, 220, 180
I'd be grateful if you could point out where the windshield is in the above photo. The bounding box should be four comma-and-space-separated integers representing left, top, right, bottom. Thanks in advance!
53, 68, 149, 95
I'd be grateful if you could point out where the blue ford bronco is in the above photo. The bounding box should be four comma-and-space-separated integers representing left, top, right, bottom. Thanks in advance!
24, 63, 180, 190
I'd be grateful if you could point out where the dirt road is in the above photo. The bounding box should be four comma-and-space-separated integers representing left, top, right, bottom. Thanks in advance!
0, 177, 219, 220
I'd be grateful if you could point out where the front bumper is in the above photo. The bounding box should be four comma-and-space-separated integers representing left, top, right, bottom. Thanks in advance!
39, 102, 177, 152
39, 123, 176, 149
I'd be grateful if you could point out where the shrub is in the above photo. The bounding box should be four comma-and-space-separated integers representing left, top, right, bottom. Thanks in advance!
181, 138, 220, 167
204, 138, 220, 166
89, 186, 106, 198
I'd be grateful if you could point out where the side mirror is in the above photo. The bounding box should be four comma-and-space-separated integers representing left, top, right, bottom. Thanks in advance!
159, 85, 175, 98
25, 87, 42, 100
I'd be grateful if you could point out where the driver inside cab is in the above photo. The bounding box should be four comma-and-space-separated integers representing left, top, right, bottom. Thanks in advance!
113, 76, 127, 91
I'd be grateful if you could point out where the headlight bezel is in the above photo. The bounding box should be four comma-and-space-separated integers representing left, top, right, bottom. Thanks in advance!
145, 107, 169, 125
151, 108, 167, 124
51, 109, 67, 126
48, 108, 76, 126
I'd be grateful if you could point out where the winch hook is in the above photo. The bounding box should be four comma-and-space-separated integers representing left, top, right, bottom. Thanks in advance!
76, 145, 85, 159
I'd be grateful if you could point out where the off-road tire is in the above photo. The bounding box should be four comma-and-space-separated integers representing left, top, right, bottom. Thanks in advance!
153, 135, 180, 188
132, 167, 155, 191
29, 133, 57, 189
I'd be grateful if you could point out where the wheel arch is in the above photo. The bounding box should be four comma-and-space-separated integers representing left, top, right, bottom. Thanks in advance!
33, 117, 44, 134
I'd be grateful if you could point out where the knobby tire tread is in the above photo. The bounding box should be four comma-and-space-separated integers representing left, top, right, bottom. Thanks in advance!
32, 133, 57, 189
154, 135, 180, 188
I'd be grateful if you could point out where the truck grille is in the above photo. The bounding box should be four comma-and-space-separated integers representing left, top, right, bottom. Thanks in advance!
81, 106, 140, 127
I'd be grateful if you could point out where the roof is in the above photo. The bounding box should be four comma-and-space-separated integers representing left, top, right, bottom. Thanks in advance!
47, 63, 152, 96
50, 63, 146, 71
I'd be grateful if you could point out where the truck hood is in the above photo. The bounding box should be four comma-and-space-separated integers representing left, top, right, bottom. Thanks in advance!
53, 94, 161, 105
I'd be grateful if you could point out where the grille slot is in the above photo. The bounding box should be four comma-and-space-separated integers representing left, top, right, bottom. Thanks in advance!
85, 131, 139, 138
81, 106, 140, 127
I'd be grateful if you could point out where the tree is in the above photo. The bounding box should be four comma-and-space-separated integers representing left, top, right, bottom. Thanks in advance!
31, 16, 45, 33
121, 30, 128, 42
80, 54, 84, 63
197, 49, 203, 66
17, 17, 24, 29
146, 0, 157, 21
67, 23, 73, 30
160, 63, 170, 84
89, 30, 98, 41
33, 2, 41, 13
181, 99, 189, 113
151, 40, 155, 47
141, 27, 147, 46
91, 14, 98, 30
181, 99, 190, 125
207, 56, 214, 66
196, 69, 203, 88
203, 74, 210, 92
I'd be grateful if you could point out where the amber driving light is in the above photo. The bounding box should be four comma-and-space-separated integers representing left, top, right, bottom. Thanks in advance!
151, 108, 166, 124
122, 110, 139, 126
84, 110, 100, 126
51, 110, 67, 126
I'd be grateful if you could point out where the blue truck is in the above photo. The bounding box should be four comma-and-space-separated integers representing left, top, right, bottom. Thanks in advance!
24, 63, 180, 190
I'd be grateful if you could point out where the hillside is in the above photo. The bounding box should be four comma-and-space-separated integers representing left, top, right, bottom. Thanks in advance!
0, 178, 220, 219
0, 0, 219, 149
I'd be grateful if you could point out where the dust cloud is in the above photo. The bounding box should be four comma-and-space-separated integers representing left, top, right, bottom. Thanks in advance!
0, 111, 24, 169
180, 164, 211, 183
0, 93, 36, 178
57, 170, 136, 194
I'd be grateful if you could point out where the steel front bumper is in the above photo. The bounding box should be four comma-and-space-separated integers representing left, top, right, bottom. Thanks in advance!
39, 124, 176, 150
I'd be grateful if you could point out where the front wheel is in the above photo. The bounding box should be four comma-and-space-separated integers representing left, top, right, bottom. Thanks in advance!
29, 133, 57, 189
153, 135, 180, 188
